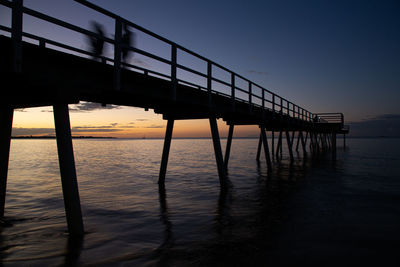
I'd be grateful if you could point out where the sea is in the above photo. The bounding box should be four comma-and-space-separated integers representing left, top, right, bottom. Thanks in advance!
1, 137, 399, 266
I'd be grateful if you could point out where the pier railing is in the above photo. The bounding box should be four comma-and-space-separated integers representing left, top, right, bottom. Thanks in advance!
314, 113, 344, 126
1, 0, 330, 123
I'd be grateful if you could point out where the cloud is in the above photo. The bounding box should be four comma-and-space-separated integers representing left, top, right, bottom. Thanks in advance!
144, 124, 164, 128
71, 127, 121, 133
349, 113, 400, 137
248, 70, 269, 77
69, 102, 121, 112
136, 119, 149, 121
12, 127, 55, 136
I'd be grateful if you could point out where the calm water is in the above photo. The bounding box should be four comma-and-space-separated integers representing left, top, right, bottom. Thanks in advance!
1, 138, 400, 266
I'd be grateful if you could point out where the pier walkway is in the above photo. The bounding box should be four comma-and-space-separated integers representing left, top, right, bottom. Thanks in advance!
0, 0, 348, 236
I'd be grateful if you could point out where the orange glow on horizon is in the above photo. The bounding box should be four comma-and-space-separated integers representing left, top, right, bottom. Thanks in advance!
11, 105, 260, 138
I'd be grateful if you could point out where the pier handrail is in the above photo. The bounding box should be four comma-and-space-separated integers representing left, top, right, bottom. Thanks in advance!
0, 0, 343, 124
314, 113, 344, 126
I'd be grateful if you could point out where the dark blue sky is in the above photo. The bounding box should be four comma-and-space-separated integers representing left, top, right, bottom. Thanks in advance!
1, 0, 399, 135
85, 0, 399, 122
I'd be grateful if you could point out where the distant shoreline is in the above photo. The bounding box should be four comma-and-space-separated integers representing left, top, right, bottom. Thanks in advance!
11, 136, 116, 139
11, 135, 400, 140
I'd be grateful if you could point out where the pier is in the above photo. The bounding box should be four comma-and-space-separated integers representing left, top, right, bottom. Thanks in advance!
0, 0, 348, 236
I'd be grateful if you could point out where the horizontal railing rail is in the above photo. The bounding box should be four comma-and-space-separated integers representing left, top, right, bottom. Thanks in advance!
314, 113, 344, 125
0, 0, 344, 126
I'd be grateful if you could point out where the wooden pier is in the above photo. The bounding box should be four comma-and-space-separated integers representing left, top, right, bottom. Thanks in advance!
0, 0, 348, 236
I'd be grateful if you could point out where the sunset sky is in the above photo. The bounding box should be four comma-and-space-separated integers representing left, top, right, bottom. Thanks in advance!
1, 0, 399, 137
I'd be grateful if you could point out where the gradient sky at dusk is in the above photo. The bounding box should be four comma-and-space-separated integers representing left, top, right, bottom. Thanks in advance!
1, 0, 399, 137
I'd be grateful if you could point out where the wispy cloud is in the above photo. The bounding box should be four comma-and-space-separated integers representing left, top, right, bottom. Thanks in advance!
144, 124, 164, 128
69, 102, 121, 112
248, 70, 269, 77
71, 127, 121, 133
12, 127, 55, 136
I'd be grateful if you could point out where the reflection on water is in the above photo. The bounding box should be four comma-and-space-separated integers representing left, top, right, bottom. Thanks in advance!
1, 138, 400, 266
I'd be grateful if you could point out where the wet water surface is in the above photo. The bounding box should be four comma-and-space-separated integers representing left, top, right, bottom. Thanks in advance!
1, 138, 400, 266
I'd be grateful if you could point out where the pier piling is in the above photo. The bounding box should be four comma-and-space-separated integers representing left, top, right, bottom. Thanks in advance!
256, 133, 262, 162
224, 124, 234, 171
285, 131, 294, 162
332, 133, 337, 160
260, 125, 272, 170
159, 119, 174, 185
209, 117, 226, 187
53, 104, 84, 236
0, 107, 13, 218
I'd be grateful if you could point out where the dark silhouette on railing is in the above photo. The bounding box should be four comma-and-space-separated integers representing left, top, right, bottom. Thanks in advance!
0, 0, 349, 238
121, 22, 133, 63
88, 21, 105, 61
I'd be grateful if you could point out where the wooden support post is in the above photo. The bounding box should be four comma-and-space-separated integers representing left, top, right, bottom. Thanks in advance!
332, 133, 337, 160
53, 104, 84, 236
300, 131, 307, 156
320, 134, 324, 150
304, 131, 308, 147
309, 132, 315, 153
314, 133, 320, 152
271, 131, 275, 159
256, 133, 262, 162
276, 131, 282, 160
0, 107, 14, 218
285, 130, 294, 162
260, 125, 272, 170
291, 131, 296, 147
209, 117, 226, 187
224, 124, 234, 171
326, 134, 331, 150
171, 45, 177, 101
296, 131, 301, 152
343, 134, 346, 149
114, 18, 122, 91
159, 119, 174, 185
12, 0, 23, 73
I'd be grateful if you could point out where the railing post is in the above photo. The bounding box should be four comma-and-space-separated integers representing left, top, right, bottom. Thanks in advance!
114, 18, 122, 91
207, 61, 212, 109
287, 101, 290, 117
272, 94, 275, 113
231, 73, 235, 111
39, 38, 45, 48
341, 113, 344, 127
262, 89, 265, 109
12, 0, 23, 73
280, 98, 283, 114
171, 44, 177, 101
248, 82, 252, 112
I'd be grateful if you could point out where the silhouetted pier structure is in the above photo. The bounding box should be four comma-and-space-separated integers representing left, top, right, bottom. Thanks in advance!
0, 0, 349, 236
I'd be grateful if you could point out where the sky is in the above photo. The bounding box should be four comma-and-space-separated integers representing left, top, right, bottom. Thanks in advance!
1, 0, 399, 137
